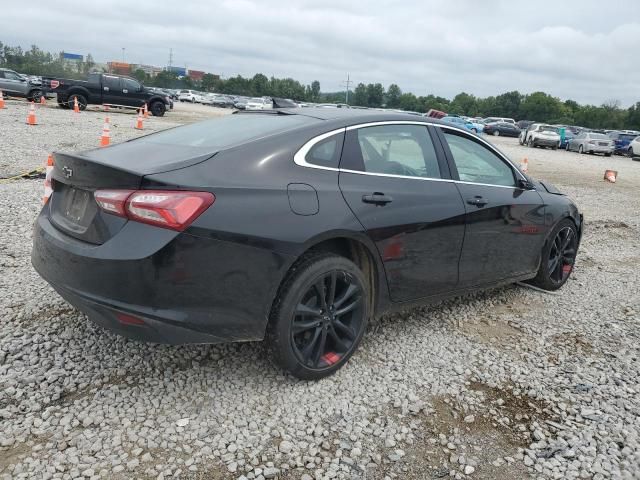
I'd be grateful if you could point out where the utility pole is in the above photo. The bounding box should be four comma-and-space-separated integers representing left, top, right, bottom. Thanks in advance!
168, 48, 173, 69
121, 47, 125, 63
341, 74, 352, 104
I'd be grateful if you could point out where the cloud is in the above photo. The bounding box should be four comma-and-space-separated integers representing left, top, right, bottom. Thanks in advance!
3, 0, 640, 105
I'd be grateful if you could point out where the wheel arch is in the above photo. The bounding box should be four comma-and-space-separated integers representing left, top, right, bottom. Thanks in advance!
266, 232, 389, 333
67, 87, 90, 99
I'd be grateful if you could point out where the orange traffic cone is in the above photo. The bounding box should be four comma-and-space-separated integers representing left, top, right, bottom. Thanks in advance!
143, 103, 149, 118
520, 157, 529, 173
26, 102, 38, 125
40, 94, 46, 106
0, 90, 5, 109
100, 116, 111, 147
135, 110, 144, 130
43, 154, 54, 204
73, 96, 80, 114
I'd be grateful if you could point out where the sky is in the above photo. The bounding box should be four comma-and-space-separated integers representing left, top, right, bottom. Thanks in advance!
4, 0, 640, 106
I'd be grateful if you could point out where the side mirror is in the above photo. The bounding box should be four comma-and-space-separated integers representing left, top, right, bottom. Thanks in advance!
518, 178, 535, 190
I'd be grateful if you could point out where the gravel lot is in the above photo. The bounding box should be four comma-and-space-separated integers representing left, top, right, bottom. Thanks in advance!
1, 103, 639, 480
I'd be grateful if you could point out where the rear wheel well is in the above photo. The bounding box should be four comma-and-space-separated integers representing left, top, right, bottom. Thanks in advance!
271, 237, 379, 322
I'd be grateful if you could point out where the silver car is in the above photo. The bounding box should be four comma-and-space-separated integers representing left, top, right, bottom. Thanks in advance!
0, 68, 43, 101
566, 132, 615, 156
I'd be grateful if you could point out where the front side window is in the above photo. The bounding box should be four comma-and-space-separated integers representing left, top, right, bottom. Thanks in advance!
122, 78, 141, 92
343, 124, 441, 179
4, 71, 21, 80
442, 130, 516, 187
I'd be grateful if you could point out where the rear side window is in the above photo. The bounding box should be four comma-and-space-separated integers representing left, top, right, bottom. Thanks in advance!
342, 124, 441, 179
139, 113, 319, 149
442, 130, 515, 187
103, 76, 121, 90
305, 134, 343, 168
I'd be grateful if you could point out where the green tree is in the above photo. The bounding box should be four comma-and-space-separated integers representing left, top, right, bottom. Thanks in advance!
450, 92, 477, 116
494, 91, 521, 119
366, 83, 384, 107
310, 80, 321, 101
519, 92, 563, 122
252, 73, 269, 96
132, 69, 147, 83
386, 84, 402, 108
353, 83, 367, 106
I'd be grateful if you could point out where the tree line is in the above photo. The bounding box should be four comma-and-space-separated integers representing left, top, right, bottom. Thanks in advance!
2, 42, 639, 130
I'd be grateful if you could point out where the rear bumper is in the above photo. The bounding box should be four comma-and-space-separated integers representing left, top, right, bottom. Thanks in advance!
587, 145, 614, 154
534, 137, 559, 147
32, 210, 293, 344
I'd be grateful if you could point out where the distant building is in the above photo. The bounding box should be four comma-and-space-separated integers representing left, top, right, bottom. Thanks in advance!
107, 62, 131, 75
166, 66, 187, 77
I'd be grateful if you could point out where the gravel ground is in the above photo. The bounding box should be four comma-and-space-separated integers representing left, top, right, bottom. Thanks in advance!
1, 105, 639, 480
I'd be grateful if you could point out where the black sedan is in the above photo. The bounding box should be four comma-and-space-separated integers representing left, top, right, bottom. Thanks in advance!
483, 122, 522, 137
32, 108, 583, 380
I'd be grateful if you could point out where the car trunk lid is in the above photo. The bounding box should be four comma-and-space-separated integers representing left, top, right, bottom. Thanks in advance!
48, 146, 215, 244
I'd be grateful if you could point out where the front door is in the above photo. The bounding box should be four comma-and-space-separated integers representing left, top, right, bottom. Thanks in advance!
339, 123, 466, 302
436, 126, 548, 287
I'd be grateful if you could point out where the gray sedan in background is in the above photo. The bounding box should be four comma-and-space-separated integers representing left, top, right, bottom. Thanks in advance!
566, 132, 615, 156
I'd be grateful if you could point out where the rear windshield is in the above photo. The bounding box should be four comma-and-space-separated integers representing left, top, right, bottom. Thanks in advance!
590, 133, 608, 139
541, 126, 557, 133
139, 113, 319, 149
620, 134, 636, 141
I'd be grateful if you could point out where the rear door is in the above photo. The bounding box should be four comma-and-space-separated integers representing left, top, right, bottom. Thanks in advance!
101, 75, 123, 105
338, 122, 466, 302
436, 126, 547, 286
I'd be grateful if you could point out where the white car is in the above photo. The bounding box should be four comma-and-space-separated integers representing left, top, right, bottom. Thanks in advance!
627, 136, 640, 159
483, 117, 516, 125
245, 97, 272, 110
178, 89, 198, 102
522, 124, 561, 149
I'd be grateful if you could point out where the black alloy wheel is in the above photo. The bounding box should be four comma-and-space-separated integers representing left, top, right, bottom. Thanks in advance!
268, 254, 369, 380
291, 270, 364, 370
530, 219, 578, 291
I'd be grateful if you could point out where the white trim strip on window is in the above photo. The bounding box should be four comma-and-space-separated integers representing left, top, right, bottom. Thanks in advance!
293, 121, 529, 187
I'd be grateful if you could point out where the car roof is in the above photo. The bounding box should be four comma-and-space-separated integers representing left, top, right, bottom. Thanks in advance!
236, 107, 457, 133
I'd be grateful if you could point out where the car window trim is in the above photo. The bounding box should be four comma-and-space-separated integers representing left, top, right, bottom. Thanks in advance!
293, 121, 527, 187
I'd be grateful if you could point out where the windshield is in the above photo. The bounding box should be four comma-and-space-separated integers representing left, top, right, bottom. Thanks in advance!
590, 133, 608, 140
541, 126, 557, 133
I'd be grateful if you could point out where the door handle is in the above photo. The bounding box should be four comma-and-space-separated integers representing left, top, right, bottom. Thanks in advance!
362, 193, 393, 206
466, 196, 488, 207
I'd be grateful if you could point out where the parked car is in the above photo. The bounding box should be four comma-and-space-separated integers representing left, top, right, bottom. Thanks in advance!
0, 68, 44, 101
441, 116, 477, 132
42, 73, 170, 116
245, 97, 272, 110
234, 97, 249, 110
462, 117, 485, 133
608, 131, 638, 155
522, 124, 561, 149
517, 120, 534, 130
627, 136, 640, 159
483, 117, 516, 125
483, 122, 521, 137
32, 108, 582, 380
557, 128, 574, 149
178, 90, 198, 102
566, 132, 614, 156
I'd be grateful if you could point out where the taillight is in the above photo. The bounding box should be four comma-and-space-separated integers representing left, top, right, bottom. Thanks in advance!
588, 141, 596, 145
43, 154, 54, 205
94, 189, 215, 231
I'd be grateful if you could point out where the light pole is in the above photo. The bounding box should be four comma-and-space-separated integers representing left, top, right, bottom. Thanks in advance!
121, 47, 125, 63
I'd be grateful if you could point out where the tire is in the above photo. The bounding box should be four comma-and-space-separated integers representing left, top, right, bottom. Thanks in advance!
150, 101, 166, 117
552, 145, 557, 150
58, 101, 70, 110
605, 153, 611, 157
529, 219, 578, 291
578, 145, 584, 154
528, 137, 535, 148
493, 130, 500, 136
565, 143, 570, 151
27, 89, 43, 102
267, 253, 370, 380
67, 93, 87, 110
472, 128, 478, 133
628, 147, 634, 157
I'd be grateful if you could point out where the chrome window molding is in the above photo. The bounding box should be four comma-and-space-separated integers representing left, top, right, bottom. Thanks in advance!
293, 121, 529, 188
293, 127, 345, 171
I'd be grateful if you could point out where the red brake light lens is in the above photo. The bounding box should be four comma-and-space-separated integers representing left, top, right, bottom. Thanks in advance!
94, 189, 215, 231
94, 189, 134, 217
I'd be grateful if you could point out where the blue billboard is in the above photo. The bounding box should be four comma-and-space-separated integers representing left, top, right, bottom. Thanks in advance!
63, 52, 83, 61
166, 66, 187, 76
